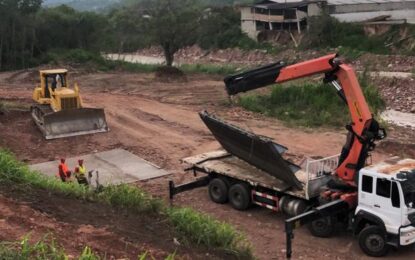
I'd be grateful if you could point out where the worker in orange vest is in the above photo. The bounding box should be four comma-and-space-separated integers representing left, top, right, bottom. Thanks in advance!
57, 158, 71, 182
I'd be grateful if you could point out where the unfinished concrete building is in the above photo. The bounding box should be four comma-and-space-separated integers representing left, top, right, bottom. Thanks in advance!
241, 0, 415, 41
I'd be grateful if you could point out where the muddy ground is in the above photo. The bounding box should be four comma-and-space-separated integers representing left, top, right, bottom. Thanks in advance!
0, 67, 414, 259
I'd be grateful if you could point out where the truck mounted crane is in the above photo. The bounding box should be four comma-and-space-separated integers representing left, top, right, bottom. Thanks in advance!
169, 54, 415, 257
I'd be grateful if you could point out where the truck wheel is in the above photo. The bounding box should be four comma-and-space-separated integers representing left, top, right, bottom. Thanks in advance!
208, 178, 228, 204
308, 216, 336, 238
358, 226, 389, 257
228, 183, 251, 210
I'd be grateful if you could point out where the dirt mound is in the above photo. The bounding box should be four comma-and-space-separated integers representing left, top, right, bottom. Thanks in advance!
155, 66, 187, 82
372, 77, 415, 113
0, 184, 230, 259
379, 140, 415, 158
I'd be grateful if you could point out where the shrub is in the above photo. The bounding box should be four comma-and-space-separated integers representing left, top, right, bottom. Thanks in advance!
304, 14, 389, 54
239, 74, 385, 127
167, 207, 251, 257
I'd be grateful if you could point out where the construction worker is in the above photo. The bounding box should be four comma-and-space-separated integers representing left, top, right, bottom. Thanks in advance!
57, 158, 71, 182
74, 159, 88, 186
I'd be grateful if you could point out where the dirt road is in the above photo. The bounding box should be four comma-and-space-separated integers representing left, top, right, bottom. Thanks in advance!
0, 68, 414, 259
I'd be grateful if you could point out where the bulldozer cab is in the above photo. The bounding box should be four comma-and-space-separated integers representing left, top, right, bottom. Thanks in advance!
40, 69, 68, 98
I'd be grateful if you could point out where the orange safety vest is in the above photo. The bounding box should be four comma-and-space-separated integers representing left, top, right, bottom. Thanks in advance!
60, 163, 69, 176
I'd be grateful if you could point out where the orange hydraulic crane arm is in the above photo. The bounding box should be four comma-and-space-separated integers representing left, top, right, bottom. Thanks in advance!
224, 54, 385, 187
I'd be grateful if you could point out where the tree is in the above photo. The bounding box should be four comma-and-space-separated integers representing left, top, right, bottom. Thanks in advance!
140, 0, 201, 66
0, 0, 42, 70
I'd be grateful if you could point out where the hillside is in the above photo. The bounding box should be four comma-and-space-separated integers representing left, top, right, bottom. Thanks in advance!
43, 0, 254, 11
43, 0, 121, 11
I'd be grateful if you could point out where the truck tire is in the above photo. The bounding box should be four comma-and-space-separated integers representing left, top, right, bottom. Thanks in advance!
228, 183, 251, 210
208, 178, 228, 204
358, 225, 389, 257
308, 216, 336, 238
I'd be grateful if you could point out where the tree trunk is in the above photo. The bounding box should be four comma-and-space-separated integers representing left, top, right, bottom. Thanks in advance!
163, 46, 174, 67
0, 35, 3, 71
21, 25, 27, 68
30, 28, 35, 60
11, 18, 16, 68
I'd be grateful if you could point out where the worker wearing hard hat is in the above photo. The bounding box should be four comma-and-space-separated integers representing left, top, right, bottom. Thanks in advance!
57, 158, 71, 182
75, 159, 88, 185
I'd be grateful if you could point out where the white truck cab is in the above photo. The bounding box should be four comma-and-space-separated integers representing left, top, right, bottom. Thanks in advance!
355, 158, 415, 256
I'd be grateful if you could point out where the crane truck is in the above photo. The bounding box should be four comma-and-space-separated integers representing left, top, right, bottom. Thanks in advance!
169, 54, 415, 257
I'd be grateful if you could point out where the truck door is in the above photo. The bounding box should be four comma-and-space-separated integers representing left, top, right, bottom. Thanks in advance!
359, 174, 375, 210
374, 178, 402, 233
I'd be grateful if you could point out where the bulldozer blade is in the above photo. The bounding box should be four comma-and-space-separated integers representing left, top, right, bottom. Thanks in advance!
199, 111, 303, 189
39, 108, 109, 140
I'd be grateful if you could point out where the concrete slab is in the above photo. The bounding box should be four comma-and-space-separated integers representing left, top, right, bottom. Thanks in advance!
29, 149, 170, 187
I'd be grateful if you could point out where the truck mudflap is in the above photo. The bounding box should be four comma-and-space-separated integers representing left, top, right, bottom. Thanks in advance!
284, 199, 350, 258
199, 111, 303, 189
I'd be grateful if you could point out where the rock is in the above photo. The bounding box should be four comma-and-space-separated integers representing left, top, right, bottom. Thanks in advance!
173, 237, 181, 246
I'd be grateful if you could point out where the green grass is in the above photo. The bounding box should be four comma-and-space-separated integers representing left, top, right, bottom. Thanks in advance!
42, 48, 241, 75
0, 101, 30, 113
167, 207, 251, 257
0, 235, 89, 260
239, 74, 385, 128
180, 63, 240, 75
0, 150, 252, 258
0, 235, 178, 260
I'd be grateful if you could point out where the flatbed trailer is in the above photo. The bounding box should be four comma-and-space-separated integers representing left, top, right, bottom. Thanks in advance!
170, 150, 340, 216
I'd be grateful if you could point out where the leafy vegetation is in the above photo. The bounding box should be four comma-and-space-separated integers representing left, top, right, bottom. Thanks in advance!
180, 63, 240, 75
140, 0, 201, 66
239, 73, 385, 127
0, 149, 252, 258
0, 235, 179, 259
197, 7, 257, 50
0, 0, 267, 71
167, 207, 251, 257
305, 15, 389, 55
0, 3, 111, 71
1, 0, 414, 71
0, 235, 95, 260
43, 48, 240, 75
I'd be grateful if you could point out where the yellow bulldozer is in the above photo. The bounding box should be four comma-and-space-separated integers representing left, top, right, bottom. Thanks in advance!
31, 69, 108, 139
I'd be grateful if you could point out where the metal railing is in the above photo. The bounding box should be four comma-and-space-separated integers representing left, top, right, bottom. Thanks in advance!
305, 154, 341, 181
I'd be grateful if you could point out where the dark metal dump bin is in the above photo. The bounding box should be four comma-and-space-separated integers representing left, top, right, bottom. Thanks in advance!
199, 111, 303, 189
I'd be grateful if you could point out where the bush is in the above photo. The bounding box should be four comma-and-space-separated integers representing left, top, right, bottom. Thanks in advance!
44, 49, 107, 66
239, 74, 385, 127
304, 14, 389, 54
0, 235, 176, 260
197, 7, 255, 50
167, 207, 251, 257
180, 63, 240, 75
0, 235, 75, 260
